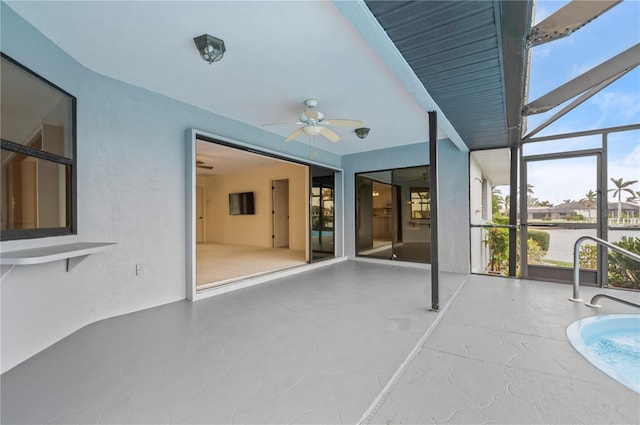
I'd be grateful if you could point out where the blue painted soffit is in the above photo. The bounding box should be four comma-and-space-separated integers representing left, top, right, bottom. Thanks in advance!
340, 0, 532, 151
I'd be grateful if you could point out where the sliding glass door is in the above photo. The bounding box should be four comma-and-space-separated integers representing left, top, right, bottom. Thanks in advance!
356, 166, 430, 263
311, 165, 335, 261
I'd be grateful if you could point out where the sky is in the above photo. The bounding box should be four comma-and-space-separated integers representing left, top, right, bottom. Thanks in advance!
512, 0, 640, 206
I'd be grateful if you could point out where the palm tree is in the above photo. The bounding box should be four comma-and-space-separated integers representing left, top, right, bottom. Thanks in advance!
626, 190, 640, 204
609, 178, 638, 223
580, 189, 597, 221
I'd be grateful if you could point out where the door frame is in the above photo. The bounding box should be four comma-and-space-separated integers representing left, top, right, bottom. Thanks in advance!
520, 148, 605, 284
186, 129, 344, 301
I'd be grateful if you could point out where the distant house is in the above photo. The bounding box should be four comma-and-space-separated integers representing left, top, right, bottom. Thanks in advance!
527, 201, 640, 221
607, 201, 640, 219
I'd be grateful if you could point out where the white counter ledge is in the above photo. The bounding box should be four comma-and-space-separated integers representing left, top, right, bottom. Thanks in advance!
1, 242, 115, 276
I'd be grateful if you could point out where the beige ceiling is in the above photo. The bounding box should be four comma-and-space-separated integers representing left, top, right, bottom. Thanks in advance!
195, 139, 301, 177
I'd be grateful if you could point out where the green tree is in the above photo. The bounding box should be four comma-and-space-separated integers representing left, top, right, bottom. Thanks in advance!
492, 188, 504, 217
608, 236, 640, 290
580, 189, 597, 220
483, 227, 508, 272
609, 178, 638, 223
526, 184, 538, 207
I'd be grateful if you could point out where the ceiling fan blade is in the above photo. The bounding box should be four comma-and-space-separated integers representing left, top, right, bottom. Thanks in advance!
285, 127, 304, 142
323, 119, 363, 128
320, 126, 340, 143
304, 109, 320, 120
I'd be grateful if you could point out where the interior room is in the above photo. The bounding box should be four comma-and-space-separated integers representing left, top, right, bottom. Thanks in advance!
195, 139, 308, 289
1, 1, 638, 424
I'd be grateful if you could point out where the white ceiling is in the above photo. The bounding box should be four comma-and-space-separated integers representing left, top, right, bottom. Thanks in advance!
6, 0, 452, 156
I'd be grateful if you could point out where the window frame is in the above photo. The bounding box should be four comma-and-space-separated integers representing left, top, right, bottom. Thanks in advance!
1, 53, 77, 241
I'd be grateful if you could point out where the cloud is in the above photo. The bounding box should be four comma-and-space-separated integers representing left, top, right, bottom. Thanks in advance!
590, 91, 640, 128
532, 48, 551, 60
623, 144, 640, 168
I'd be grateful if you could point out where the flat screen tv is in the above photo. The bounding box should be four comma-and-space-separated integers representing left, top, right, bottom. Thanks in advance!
229, 192, 255, 215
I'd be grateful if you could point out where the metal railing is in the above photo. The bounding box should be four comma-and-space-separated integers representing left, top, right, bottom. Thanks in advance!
570, 235, 640, 302
586, 293, 640, 309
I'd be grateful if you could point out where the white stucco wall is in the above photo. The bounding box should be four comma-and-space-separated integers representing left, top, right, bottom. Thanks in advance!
0, 5, 340, 373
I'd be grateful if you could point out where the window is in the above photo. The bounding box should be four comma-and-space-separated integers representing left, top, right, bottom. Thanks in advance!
410, 187, 430, 220
1, 54, 76, 240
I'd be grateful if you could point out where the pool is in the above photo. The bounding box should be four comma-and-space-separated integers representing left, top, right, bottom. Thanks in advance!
567, 314, 640, 393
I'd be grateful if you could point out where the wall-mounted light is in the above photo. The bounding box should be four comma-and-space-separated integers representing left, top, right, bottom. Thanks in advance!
355, 127, 370, 139
193, 34, 226, 64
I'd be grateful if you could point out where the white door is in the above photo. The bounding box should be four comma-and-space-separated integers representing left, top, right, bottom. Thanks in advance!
196, 186, 204, 243
272, 179, 289, 248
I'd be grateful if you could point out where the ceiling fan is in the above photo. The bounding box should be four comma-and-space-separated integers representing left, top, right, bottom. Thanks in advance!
271, 98, 363, 143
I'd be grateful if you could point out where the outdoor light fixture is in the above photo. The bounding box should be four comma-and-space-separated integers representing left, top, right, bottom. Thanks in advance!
193, 34, 226, 64
355, 127, 370, 139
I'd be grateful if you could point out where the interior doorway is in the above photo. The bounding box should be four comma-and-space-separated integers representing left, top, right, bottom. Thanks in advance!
272, 179, 289, 248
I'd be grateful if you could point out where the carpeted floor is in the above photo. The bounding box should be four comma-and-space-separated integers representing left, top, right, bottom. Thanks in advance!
196, 243, 306, 287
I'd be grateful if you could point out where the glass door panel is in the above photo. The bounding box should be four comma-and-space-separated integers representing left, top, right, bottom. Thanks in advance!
392, 166, 430, 263
356, 166, 430, 263
311, 165, 335, 262
357, 172, 393, 259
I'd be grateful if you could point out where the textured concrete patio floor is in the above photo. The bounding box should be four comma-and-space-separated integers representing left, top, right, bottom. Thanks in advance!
2, 261, 639, 424
1, 261, 465, 424
369, 275, 640, 424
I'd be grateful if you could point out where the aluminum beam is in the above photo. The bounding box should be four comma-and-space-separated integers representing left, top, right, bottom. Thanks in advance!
528, 0, 621, 47
523, 43, 640, 116
523, 68, 631, 140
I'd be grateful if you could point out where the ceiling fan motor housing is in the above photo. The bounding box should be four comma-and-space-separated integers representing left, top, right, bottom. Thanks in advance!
304, 98, 319, 108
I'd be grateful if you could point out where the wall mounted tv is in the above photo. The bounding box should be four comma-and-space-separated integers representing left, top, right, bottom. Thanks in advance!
229, 192, 255, 215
